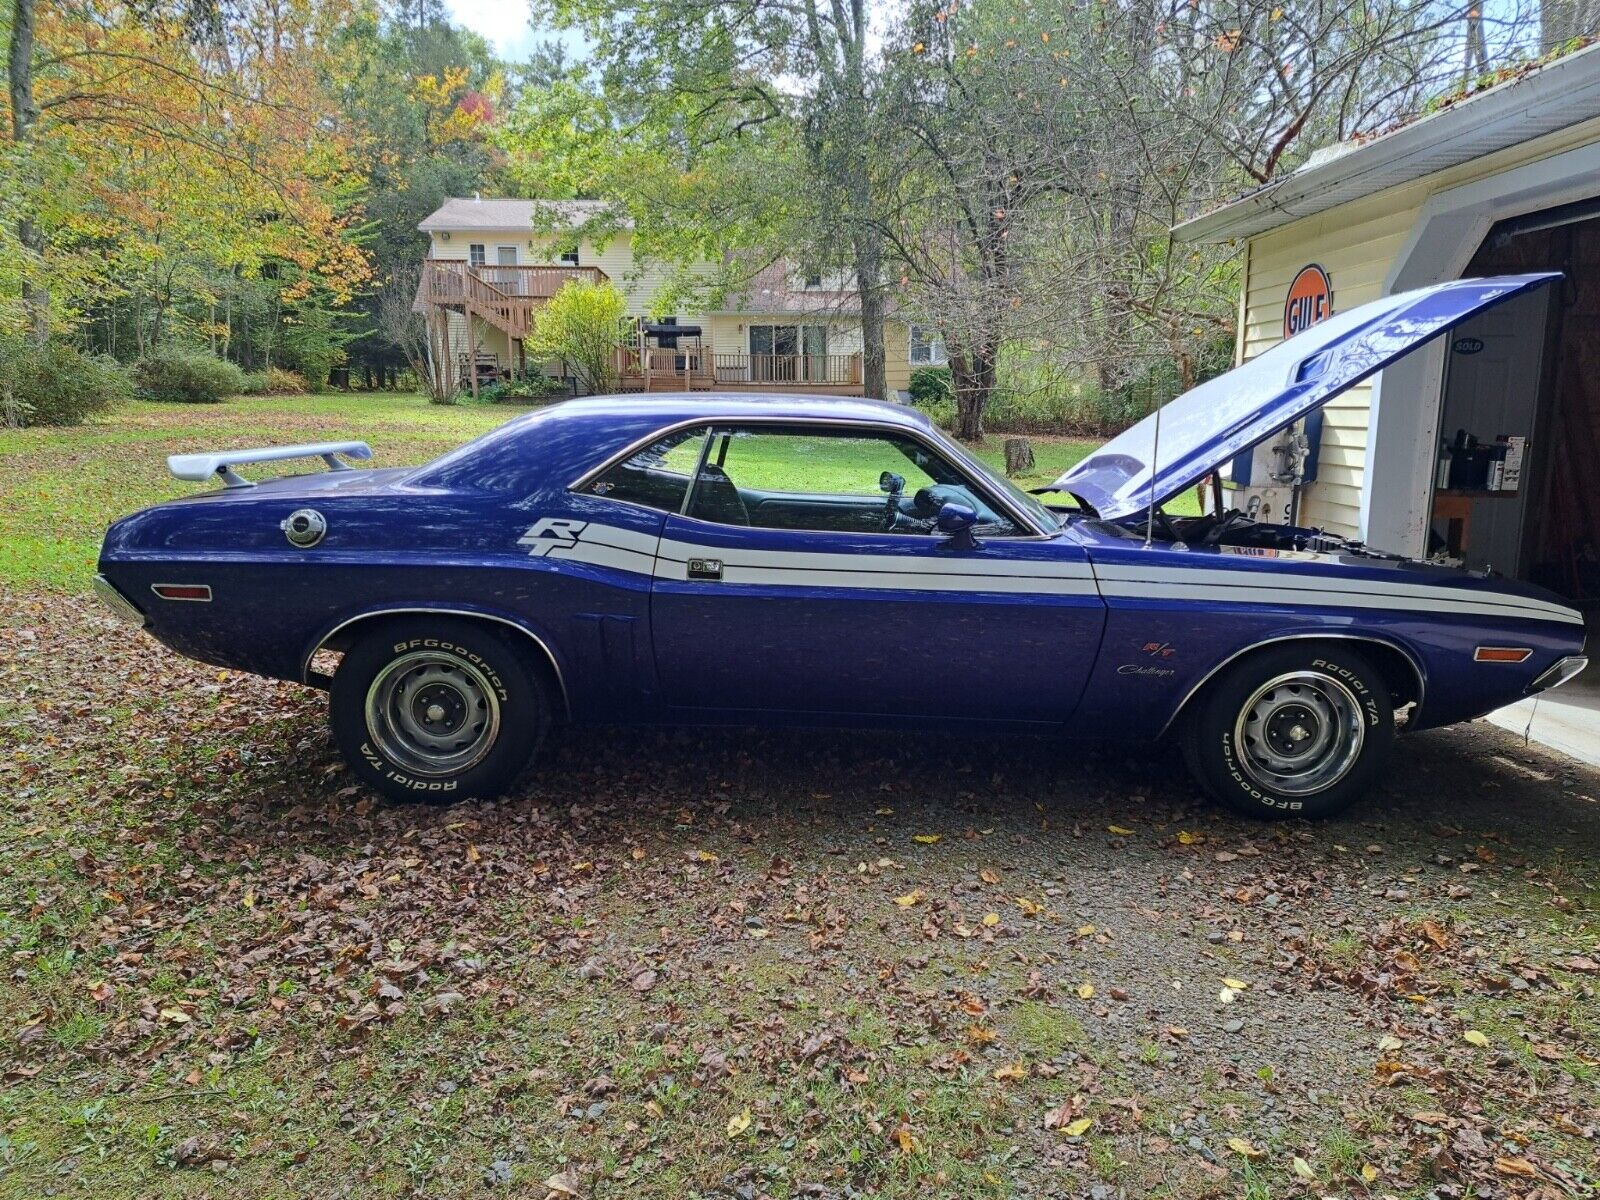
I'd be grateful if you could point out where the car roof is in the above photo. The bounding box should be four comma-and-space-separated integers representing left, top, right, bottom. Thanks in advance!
543, 392, 935, 433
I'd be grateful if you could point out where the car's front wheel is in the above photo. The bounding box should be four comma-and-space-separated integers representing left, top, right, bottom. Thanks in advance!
329, 617, 548, 803
1180, 643, 1395, 819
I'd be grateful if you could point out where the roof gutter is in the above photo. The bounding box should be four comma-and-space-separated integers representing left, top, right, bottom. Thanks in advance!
1173, 43, 1600, 245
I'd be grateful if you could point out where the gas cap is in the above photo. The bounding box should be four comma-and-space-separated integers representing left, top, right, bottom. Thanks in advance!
281, 508, 327, 548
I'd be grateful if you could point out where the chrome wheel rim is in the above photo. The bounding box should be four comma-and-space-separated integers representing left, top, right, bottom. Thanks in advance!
364, 652, 501, 777
1233, 671, 1365, 797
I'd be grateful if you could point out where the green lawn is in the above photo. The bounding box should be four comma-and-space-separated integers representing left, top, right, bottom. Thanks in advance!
0, 393, 1123, 589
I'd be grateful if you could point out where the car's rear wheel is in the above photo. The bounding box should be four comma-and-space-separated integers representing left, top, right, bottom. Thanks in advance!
329, 617, 548, 803
1180, 643, 1395, 820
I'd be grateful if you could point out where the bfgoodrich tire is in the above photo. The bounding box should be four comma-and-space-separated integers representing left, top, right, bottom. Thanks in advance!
1180, 643, 1395, 820
329, 617, 549, 803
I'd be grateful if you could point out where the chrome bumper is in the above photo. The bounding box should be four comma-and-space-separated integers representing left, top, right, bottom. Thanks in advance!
92, 573, 145, 627
1531, 655, 1588, 693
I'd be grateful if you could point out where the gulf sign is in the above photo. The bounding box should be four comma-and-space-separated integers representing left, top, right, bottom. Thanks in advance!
1284, 265, 1333, 338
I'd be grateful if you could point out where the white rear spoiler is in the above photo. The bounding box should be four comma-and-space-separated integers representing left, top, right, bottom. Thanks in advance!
167, 441, 373, 488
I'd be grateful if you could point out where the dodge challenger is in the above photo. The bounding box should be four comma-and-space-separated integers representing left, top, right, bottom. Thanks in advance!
96, 272, 1587, 817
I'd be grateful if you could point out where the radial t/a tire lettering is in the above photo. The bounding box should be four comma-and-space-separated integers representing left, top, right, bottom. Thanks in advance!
328, 617, 548, 803
1180, 643, 1395, 820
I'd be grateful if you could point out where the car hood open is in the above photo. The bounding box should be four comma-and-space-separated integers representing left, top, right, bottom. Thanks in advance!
1047, 273, 1560, 521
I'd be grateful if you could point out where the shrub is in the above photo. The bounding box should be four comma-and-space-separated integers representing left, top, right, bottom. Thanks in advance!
0, 338, 132, 427
478, 375, 569, 404
528, 280, 629, 394
259, 366, 308, 395
909, 365, 953, 408
135, 346, 247, 403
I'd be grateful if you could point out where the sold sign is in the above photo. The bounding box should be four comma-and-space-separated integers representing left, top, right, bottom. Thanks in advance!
1284, 265, 1333, 338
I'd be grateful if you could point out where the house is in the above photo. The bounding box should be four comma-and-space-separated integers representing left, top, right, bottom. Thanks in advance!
413, 196, 934, 398
1174, 44, 1600, 764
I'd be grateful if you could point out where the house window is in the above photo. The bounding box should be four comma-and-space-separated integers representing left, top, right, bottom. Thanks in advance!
909, 324, 947, 366
558, 248, 580, 266
803, 273, 823, 289
468, 243, 486, 267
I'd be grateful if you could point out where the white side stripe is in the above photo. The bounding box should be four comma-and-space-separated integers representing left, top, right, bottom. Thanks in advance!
1096, 563, 1581, 624
1099, 580, 1583, 624
533, 522, 1583, 624
655, 536, 1096, 579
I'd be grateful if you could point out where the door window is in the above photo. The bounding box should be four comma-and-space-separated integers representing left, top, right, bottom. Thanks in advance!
585, 427, 709, 513
685, 425, 1023, 535
749, 324, 829, 381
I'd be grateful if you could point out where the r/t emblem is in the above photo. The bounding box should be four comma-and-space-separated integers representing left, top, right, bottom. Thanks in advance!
519, 518, 588, 557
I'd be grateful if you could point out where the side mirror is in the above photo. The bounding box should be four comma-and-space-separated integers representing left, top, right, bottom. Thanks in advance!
879, 471, 905, 495
935, 501, 980, 552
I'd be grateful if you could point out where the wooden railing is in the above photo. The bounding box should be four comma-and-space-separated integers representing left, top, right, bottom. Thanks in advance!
615, 347, 865, 391
714, 352, 862, 386
416, 260, 609, 339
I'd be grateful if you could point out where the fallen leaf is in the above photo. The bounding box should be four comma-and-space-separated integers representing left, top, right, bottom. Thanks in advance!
982, 912, 1000, 927
1221, 977, 1249, 990
912, 834, 942, 845
1177, 830, 1201, 845
631, 970, 658, 992
1076, 982, 1095, 1000
1292, 1156, 1315, 1179
1493, 1156, 1537, 1178
1062, 1116, 1094, 1137
1227, 1137, 1264, 1159
892, 1125, 919, 1154
1217, 987, 1237, 1004
726, 1108, 752, 1137
1463, 1030, 1490, 1048
1107, 825, 1135, 836
1077, 924, 1096, 936
544, 1168, 582, 1196
158, 1007, 191, 1024
1361, 1163, 1379, 1183
980, 869, 1001, 884
1377, 1035, 1404, 1052
894, 890, 925, 907
1015, 896, 1042, 916
992, 1061, 1027, 1081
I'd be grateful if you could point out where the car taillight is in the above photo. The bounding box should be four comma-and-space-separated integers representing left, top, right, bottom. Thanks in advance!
150, 583, 213, 602
1473, 646, 1532, 663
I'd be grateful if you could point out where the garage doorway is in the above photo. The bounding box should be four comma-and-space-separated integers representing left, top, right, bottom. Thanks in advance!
1434, 203, 1600, 601
1435, 202, 1600, 758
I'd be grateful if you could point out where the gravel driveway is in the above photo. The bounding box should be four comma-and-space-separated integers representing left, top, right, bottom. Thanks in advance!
2, 590, 1596, 1199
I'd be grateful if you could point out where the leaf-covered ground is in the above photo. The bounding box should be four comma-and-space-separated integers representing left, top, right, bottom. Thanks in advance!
2, 589, 1597, 1200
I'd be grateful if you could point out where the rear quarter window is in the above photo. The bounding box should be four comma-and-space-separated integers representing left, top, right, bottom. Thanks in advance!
585, 427, 708, 513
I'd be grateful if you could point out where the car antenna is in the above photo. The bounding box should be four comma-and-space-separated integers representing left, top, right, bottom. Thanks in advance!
1143, 396, 1163, 549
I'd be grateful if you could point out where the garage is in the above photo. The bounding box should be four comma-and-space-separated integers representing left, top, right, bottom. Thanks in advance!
1175, 44, 1600, 762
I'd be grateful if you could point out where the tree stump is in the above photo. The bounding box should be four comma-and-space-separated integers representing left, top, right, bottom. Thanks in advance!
1004, 437, 1036, 477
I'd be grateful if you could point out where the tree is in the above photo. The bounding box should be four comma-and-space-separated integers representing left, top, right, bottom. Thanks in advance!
4, 0, 369, 347
516, 0, 895, 399
377, 263, 455, 402
528, 278, 628, 394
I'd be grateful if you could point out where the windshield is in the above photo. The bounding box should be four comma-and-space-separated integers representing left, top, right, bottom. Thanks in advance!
919, 425, 1063, 532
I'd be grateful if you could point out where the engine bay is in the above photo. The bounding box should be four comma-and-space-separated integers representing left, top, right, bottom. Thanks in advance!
1086, 507, 1405, 559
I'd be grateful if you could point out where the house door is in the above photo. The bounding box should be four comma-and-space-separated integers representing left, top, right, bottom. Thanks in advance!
648, 422, 1105, 722
494, 245, 519, 293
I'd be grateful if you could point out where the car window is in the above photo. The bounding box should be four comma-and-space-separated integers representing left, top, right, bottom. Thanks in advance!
685, 425, 1024, 536
586, 426, 709, 512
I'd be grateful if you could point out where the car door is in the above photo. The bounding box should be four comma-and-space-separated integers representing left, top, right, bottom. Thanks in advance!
648, 421, 1106, 723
